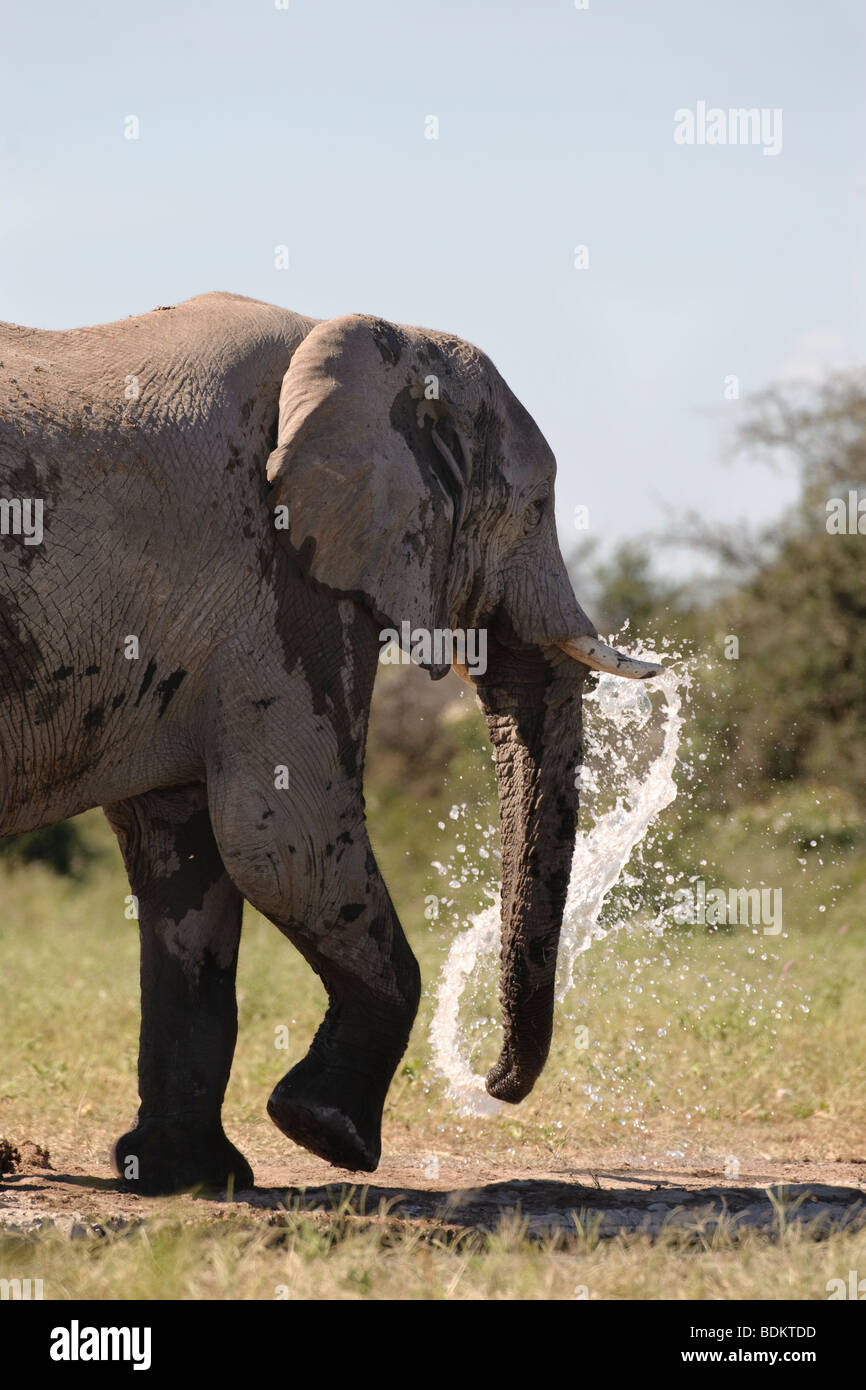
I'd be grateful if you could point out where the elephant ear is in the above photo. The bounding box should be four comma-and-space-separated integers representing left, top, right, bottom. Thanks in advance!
266, 314, 474, 678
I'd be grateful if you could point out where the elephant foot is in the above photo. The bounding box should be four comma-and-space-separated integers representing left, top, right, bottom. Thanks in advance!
112, 1119, 254, 1196
267, 1063, 382, 1172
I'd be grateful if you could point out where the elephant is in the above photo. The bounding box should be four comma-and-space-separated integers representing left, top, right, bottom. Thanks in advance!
0, 291, 662, 1194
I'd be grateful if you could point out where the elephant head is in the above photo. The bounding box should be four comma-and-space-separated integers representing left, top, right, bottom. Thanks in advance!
267, 314, 662, 1105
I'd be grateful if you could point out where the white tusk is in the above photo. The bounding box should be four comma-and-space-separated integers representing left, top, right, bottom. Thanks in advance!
558, 636, 665, 680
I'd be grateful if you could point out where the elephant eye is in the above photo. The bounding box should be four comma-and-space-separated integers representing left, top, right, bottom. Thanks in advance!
523, 497, 546, 533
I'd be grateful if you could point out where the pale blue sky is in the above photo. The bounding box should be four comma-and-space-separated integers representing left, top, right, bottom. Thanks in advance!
2, 0, 863, 580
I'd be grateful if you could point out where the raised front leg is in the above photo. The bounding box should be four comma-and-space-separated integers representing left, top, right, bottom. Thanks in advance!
209, 765, 421, 1173
104, 784, 252, 1195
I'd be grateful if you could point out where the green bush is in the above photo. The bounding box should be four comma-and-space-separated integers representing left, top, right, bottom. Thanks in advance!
0, 821, 95, 876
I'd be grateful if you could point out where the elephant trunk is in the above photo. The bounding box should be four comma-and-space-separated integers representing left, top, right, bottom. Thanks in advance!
475, 638, 584, 1104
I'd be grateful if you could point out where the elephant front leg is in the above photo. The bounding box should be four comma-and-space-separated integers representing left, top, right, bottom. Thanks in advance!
104, 785, 252, 1195
209, 776, 421, 1174
264, 911, 421, 1173
203, 607, 421, 1175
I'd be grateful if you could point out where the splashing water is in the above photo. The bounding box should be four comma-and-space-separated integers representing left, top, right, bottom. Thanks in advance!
430, 646, 686, 1116
429, 641, 813, 1142
557, 665, 683, 998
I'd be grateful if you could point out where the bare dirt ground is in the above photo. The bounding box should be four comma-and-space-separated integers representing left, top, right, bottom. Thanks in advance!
2, 1147, 865, 1242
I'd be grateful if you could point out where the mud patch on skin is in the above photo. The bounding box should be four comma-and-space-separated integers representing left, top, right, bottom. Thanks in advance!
368, 319, 405, 368
155, 668, 187, 717
134, 659, 157, 707
159, 806, 226, 921
82, 705, 104, 732
338, 903, 365, 923
385, 386, 453, 602
107, 795, 227, 927
0, 589, 74, 726
259, 534, 377, 781
0, 591, 43, 700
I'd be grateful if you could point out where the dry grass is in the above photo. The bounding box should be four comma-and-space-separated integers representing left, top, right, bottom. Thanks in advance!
2, 1206, 865, 1301
1, 806, 864, 1299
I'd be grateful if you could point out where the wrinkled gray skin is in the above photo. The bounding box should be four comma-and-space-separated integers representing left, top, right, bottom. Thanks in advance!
0, 292, 597, 1193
